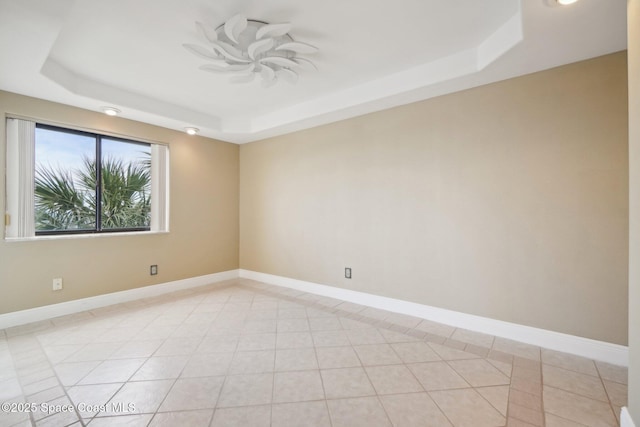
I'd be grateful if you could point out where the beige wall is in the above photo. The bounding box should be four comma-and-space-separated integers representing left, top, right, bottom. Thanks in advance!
0, 91, 239, 314
0, 51, 629, 351
627, 0, 639, 421
240, 52, 629, 345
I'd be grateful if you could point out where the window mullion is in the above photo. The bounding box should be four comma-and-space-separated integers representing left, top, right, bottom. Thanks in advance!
96, 136, 102, 232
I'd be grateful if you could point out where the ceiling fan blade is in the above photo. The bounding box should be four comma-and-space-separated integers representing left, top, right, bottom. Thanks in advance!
224, 14, 247, 44
230, 73, 256, 84
292, 57, 318, 71
256, 23, 292, 39
210, 41, 251, 63
277, 68, 298, 84
261, 65, 275, 82
199, 64, 228, 73
215, 41, 244, 57
236, 63, 256, 74
200, 63, 253, 73
260, 56, 299, 68
227, 64, 254, 72
248, 38, 274, 60
276, 42, 318, 55
183, 43, 222, 61
195, 21, 217, 43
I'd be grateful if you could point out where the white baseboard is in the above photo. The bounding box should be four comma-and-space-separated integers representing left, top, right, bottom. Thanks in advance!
0, 269, 240, 330
239, 269, 628, 366
1, 268, 629, 367
622, 408, 637, 427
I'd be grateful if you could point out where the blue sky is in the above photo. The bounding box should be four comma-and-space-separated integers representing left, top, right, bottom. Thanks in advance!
35, 127, 150, 180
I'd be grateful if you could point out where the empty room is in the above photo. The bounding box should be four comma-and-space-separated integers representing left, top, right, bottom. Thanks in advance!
0, 0, 638, 426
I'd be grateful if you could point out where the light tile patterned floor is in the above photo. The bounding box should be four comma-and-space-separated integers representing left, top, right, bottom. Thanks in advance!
0, 279, 628, 427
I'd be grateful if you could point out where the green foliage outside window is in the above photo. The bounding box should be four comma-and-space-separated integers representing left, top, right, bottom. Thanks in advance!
35, 155, 151, 232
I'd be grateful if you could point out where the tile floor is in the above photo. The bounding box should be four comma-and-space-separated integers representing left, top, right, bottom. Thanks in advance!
0, 279, 628, 427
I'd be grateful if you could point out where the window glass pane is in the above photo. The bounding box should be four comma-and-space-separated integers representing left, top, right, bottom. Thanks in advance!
100, 138, 151, 230
34, 127, 96, 232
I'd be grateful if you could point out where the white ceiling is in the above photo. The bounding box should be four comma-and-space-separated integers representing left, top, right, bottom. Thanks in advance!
0, 0, 627, 144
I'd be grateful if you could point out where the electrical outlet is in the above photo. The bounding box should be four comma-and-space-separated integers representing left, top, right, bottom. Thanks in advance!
150, 265, 158, 275
345, 267, 352, 279
52, 278, 63, 291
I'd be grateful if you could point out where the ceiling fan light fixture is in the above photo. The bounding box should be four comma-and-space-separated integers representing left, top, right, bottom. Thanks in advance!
557, 0, 579, 5
184, 13, 318, 87
184, 127, 199, 135
101, 106, 121, 116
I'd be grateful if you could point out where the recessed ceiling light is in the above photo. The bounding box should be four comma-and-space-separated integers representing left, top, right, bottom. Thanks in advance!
184, 127, 199, 135
557, 0, 579, 5
101, 107, 121, 116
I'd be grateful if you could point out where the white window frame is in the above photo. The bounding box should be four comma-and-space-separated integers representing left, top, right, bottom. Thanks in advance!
4, 117, 170, 239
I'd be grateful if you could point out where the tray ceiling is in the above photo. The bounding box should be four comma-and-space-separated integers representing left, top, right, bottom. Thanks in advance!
0, 0, 627, 143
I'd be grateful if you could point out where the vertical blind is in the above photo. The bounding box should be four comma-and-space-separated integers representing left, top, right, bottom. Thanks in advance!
5, 118, 35, 238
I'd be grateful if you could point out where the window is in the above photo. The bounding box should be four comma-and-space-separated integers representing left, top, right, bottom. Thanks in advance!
34, 125, 153, 234
5, 118, 169, 238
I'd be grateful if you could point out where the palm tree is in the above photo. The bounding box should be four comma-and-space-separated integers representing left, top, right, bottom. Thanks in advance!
35, 155, 151, 232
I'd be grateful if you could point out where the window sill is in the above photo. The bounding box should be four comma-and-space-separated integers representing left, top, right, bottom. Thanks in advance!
4, 230, 169, 242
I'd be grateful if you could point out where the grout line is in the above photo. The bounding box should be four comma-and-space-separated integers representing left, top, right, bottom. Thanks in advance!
7, 280, 627, 427
540, 360, 546, 427
15, 334, 86, 426
505, 360, 544, 426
